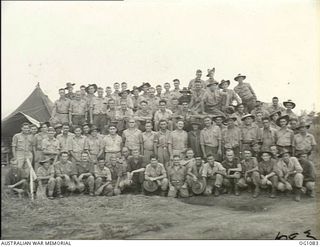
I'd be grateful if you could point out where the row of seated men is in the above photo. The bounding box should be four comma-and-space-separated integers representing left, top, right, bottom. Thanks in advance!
5, 145, 316, 202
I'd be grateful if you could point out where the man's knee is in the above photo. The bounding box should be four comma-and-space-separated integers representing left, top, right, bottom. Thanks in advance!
305, 181, 315, 191
160, 178, 169, 191
277, 182, 286, 191
294, 173, 304, 188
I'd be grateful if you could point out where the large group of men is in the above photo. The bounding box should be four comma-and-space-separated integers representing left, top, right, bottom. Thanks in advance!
6, 68, 317, 202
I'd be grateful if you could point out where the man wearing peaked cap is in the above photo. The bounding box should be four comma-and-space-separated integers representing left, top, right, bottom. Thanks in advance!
234, 73, 257, 113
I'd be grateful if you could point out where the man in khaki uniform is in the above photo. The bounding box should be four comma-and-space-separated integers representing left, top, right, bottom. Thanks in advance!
69, 90, 88, 129
90, 87, 108, 133
42, 127, 60, 160
84, 125, 104, 162
94, 158, 112, 196
36, 158, 56, 199
74, 152, 95, 196
51, 88, 71, 124
69, 126, 86, 162
142, 121, 157, 164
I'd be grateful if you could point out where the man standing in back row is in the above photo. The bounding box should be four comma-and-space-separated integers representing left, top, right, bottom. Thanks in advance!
234, 74, 257, 113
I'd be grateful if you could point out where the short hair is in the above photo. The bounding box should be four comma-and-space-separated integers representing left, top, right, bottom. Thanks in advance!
80, 85, 86, 89
225, 149, 234, 155
60, 151, 69, 156
121, 82, 127, 85
173, 79, 180, 83
97, 158, 105, 162
30, 124, 38, 129
206, 154, 214, 159
21, 122, 30, 128
164, 82, 170, 86
203, 116, 212, 121
106, 86, 111, 89
196, 69, 202, 73
62, 123, 70, 128
173, 155, 180, 159
108, 98, 115, 103
272, 97, 279, 100
114, 82, 120, 85
59, 88, 65, 92
150, 155, 157, 160
262, 117, 270, 121
243, 149, 252, 153
159, 119, 168, 125
159, 99, 167, 105
73, 126, 82, 131
156, 85, 162, 88
97, 87, 103, 90
140, 100, 148, 105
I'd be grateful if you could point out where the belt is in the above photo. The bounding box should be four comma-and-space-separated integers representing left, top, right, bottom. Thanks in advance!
93, 113, 106, 115
57, 112, 68, 114
105, 151, 120, 153
72, 114, 85, 116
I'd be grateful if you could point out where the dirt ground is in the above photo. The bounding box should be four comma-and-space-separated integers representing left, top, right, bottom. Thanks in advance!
1, 165, 319, 240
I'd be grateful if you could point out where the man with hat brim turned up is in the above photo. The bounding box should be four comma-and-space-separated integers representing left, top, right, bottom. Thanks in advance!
143, 155, 168, 196
240, 114, 261, 155
293, 121, 316, 158
219, 79, 242, 112
89, 87, 108, 133
65, 82, 76, 100
267, 97, 285, 114
36, 157, 56, 199
222, 115, 242, 160
51, 88, 71, 125
73, 152, 95, 196
138, 82, 151, 97
5, 158, 28, 198
274, 149, 304, 201
233, 74, 257, 113
167, 155, 189, 198
117, 89, 134, 110
84, 125, 104, 163
188, 69, 206, 90
201, 81, 225, 116
85, 84, 98, 107
200, 116, 222, 160
221, 149, 242, 195
275, 115, 294, 154
178, 87, 192, 105
283, 99, 298, 120
205, 67, 219, 88
201, 154, 226, 196
213, 115, 227, 133
237, 150, 260, 198
258, 149, 279, 198
296, 151, 316, 198
189, 79, 206, 114
269, 110, 282, 130
188, 120, 202, 158
69, 90, 88, 130
55, 151, 78, 198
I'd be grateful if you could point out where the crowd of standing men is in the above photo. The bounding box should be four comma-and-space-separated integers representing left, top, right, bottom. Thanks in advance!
6, 68, 317, 202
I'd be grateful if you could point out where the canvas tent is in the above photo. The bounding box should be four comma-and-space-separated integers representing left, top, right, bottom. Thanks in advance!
1, 83, 53, 144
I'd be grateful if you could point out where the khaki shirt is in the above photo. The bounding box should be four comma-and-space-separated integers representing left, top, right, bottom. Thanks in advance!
70, 99, 87, 115
200, 125, 221, 147
168, 165, 187, 182
84, 136, 104, 155
12, 133, 33, 152
103, 134, 122, 153
275, 157, 303, 177
42, 138, 60, 153
94, 165, 112, 180
241, 157, 258, 173
241, 124, 261, 142
122, 128, 142, 150
154, 109, 173, 123
222, 126, 242, 148
36, 166, 55, 178
169, 130, 188, 151
234, 83, 256, 101
293, 133, 316, 152
142, 131, 156, 151
56, 133, 75, 152
53, 98, 71, 114
276, 127, 294, 146
260, 127, 277, 149
145, 163, 167, 178
154, 130, 171, 148
69, 136, 86, 153
201, 162, 226, 177
91, 97, 108, 115
55, 161, 77, 177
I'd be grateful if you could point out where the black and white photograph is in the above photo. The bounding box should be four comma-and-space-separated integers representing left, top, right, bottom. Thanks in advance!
1, 0, 319, 241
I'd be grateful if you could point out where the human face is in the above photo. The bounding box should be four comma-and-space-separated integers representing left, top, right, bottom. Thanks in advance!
221, 82, 228, 90
256, 113, 263, 121
159, 121, 167, 130
121, 102, 127, 110
290, 120, 298, 128
186, 150, 194, 159
149, 88, 155, 96
207, 156, 215, 165
159, 102, 166, 111
261, 153, 271, 162
196, 71, 202, 79
244, 151, 252, 159
133, 89, 140, 96
156, 86, 162, 95
194, 82, 201, 90
132, 150, 139, 158
80, 87, 86, 95
122, 148, 129, 157
244, 117, 253, 125
285, 103, 293, 110
150, 158, 157, 166
195, 158, 202, 166
237, 105, 244, 113
62, 125, 70, 134
83, 125, 90, 134
173, 81, 180, 89
109, 100, 115, 109
272, 98, 279, 106
270, 146, 278, 155
21, 125, 30, 134
282, 153, 290, 162
91, 130, 98, 137
48, 130, 55, 138
172, 99, 178, 106
109, 126, 117, 135
173, 156, 181, 166
182, 103, 188, 110
192, 124, 199, 130
59, 89, 65, 97
209, 84, 217, 92
128, 119, 136, 128
41, 124, 48, 133
263, 120, 270, 128
227, 119, 235, 127
299, 126, 306, 134
30, 126, 38, 135
114, 83, 120, 91
226, 151, 234, 161
75, 91, 81, 100
60, 153, 69, 163
98, 159, 105, 168
214, 117, 223, 126
121, 91, 128, 99
121, 83, 127, 91
74, 128, 82, 136
141, 102, 147, 110
145, 123, 152, 131
272, 114, 279, 121
98, 89, 104, 97
142, 85, 149, 93
81, 153, 89, 161
176, 121, 184, 130
88, 86, 95, 94
279, 119, 287, 127
43, 162, 50, 170
106, 87, 112, 95
252, 144, 260, 152
164, 83, 170, 91
110, 156, 117, 165
204, 117, 212, 127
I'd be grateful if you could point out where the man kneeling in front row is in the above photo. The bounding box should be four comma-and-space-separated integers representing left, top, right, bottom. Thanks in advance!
143, 155, 168, 196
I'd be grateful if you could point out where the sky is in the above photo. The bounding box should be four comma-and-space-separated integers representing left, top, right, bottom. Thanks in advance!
2, 0, 320, 118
